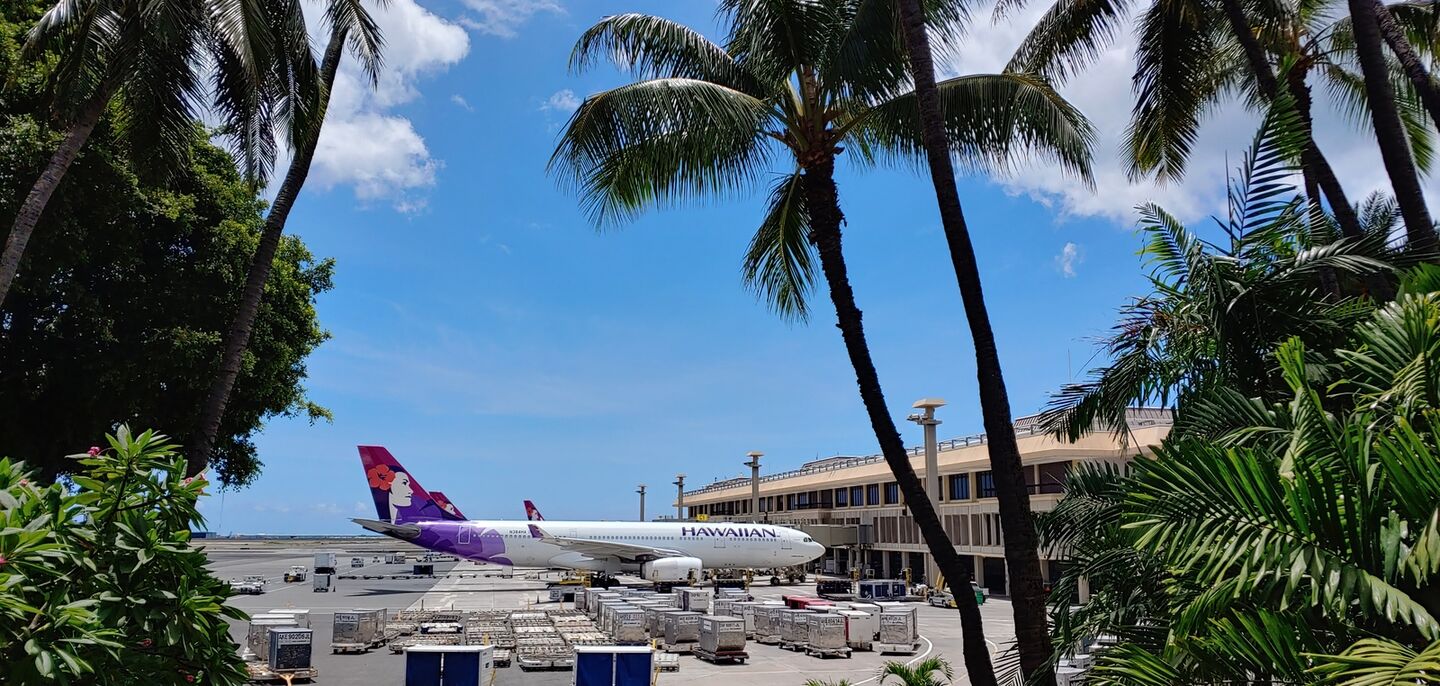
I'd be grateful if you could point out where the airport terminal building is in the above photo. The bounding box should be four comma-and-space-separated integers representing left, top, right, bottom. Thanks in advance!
673, 408, 1172, 594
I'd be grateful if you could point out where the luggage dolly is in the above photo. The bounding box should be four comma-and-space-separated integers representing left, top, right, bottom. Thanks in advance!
693, 647, 748, 664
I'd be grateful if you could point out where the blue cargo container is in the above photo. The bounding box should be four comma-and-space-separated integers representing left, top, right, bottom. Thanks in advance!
574, 646, 654, 686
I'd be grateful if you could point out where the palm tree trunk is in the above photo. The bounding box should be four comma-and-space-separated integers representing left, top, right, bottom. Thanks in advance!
187, 27, 347, 476
894, 3, 1055, 684
1347, 0, 1437, 250
802, 158, 999, 686
1219, 0, 1367, 240
0, 84, 115, 310
1373, 0, 1440, 129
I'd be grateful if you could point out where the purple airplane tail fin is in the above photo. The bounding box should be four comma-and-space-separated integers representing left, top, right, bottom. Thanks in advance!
358, 446, 447, 524
524, 500, 544, 521
430, 491, 467, 520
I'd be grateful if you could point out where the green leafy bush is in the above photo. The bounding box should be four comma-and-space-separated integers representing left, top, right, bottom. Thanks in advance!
0, 427, 247, 684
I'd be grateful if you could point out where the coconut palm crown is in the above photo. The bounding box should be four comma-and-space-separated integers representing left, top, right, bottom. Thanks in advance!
550, 0, 1095, 320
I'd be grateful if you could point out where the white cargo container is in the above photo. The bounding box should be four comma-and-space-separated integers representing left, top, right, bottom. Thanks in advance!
312, 573, 332, 592
805, 613, 851, 657
612, 609, 649, 645
313, 552, 337, 574
838, 610, 878, 651
651, 608, 684, 638
876, 606, 919, 654
268, 609, 310, 628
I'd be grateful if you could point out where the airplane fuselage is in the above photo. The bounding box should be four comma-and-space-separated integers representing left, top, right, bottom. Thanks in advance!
399, 519, 822, 573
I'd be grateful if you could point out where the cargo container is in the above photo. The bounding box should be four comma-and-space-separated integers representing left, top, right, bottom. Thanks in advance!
838, 610, 877, 651
712, 598, 735, 617
817, 578, 854, 600
778, 609, 811, 649
612, 609, 649, 645
332, 609, 385, 652
574, 645, 653, 686
804, 613, 851, 658
730, 602, 756, 635
313, 573, 333, 592
695, 615, 747, 664
246, 616, 296, 659
876, 606, 919, 654
678, 588, 711, 613
313, 552, 337, 574
661, 611, 702, 651
753, 606, 785, 644
268, 609, 311, 628
857, 579, 907, 601
267, 627, 313, 671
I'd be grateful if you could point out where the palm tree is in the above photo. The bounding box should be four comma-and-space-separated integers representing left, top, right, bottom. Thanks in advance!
1371, 0, 1440, 127
549, 4, 1095, 684
892, 1, 1056, 682
1006, 0, 1437, 247
0, 0, 293, 310
187, 0, 386, 477
1346, 0, 1435, 249
877, 657, 955, 686
1038, 107, 1398, 445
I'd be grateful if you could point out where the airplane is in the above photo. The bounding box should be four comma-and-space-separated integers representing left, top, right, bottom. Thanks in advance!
524, 500, 544, 521
354, 446, 825, 582
430, 491, 467, 520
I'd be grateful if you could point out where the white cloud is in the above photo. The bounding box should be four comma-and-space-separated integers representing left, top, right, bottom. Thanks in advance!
293, 0, 469, 212
451, 94, 474, 111
1055, 242, 1081, 277
940, 2, 1430, 226
541, 89, 581, 113
312, 113, 440, 209
459, 0, 564, 38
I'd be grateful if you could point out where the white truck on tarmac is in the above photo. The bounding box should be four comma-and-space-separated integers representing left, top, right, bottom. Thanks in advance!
313, 552, 337, 575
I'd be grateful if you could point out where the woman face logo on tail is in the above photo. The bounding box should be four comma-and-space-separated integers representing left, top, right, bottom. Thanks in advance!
389, 472, 414, 521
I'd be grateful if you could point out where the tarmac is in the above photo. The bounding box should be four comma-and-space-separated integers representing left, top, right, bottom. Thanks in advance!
203, 542, 1019, 686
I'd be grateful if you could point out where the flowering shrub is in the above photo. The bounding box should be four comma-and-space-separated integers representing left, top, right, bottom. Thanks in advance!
0, 427, 248, 684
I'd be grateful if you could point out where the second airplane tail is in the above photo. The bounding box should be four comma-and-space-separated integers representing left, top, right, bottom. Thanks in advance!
359, 446, 449, 524
524, 500, 545, 521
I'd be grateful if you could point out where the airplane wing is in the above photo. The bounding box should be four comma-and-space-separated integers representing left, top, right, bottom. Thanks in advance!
352, 517, 421, 541
528, 524, 683, 562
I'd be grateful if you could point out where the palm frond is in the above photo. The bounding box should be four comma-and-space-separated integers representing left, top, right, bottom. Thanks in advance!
850, 72, 1095, 182
1124, 0, 1224, 181
328, 0, 386, 86
1311, 638, 1440, 684
549, 78, 774, 226
1002, 0, 1135, 83
571, 13, 753, 93
742, 171, 816, 321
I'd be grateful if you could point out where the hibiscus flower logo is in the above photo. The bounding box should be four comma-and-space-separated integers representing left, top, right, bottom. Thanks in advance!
368, 464, 396, 491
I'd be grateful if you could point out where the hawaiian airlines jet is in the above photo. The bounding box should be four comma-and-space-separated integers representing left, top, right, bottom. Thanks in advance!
354, 446, 824, 581
431, 492, 466, 520
524, 500, 544, 521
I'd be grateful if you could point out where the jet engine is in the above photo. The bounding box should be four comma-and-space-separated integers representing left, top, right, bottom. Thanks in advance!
640, 557, 703, 583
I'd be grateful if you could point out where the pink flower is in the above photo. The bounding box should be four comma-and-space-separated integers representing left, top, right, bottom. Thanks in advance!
185, 675, 195, 683
18, 479, 27, 487
0, 554, 7, 567
139, 638, 152, 648
87, 447, 101, 457
182, 478, 192, 485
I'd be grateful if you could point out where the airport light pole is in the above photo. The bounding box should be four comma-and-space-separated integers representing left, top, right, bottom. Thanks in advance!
745, 451, 763, 523
637, 484, 646, 522
908, 398, 946, 587
674, 474, 686, 520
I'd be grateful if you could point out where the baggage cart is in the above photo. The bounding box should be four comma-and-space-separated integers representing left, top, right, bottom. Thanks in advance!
876, 606, 920, 654
661, 611, 701, 653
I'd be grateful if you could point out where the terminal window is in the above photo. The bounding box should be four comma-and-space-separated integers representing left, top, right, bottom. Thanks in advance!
883, 482, 899, 504
835, 488, 848, 506
948, 474, 970, 500
978, 471, 997, 498
850, 485, 863, 506
866, 484, 880, 505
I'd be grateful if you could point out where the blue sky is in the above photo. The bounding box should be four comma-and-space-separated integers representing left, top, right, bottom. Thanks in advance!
206, 0, 1426, 533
